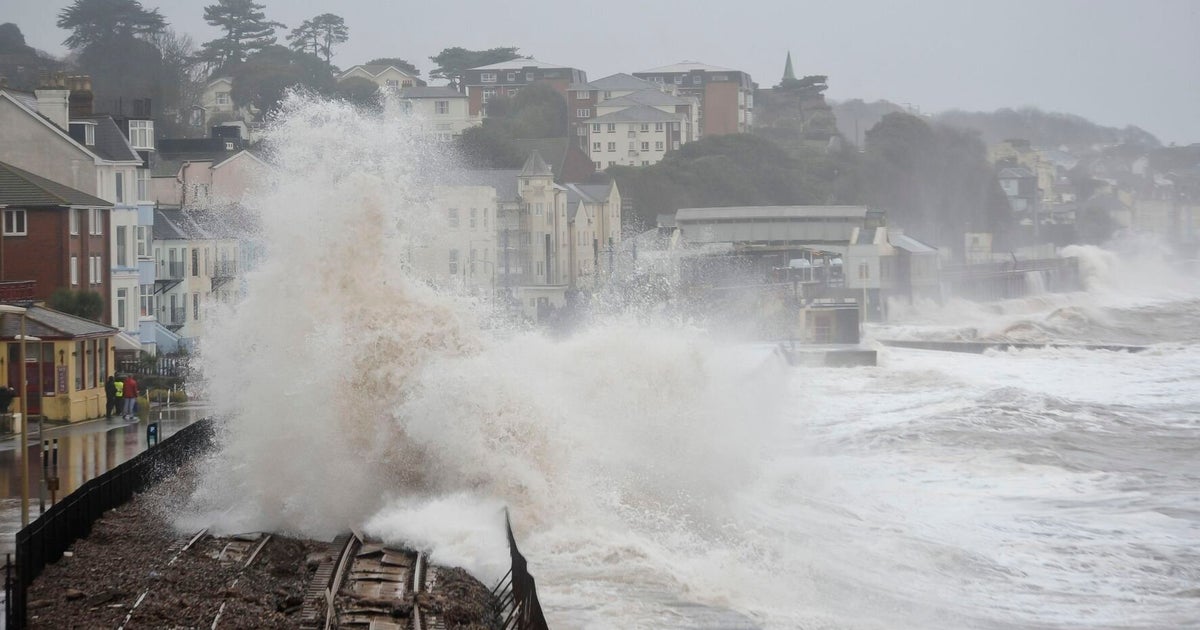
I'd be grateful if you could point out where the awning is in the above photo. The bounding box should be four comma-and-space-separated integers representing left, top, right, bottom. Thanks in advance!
113, 331, 141, 351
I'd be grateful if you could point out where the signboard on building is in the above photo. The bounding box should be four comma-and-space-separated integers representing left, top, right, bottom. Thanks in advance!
56, 365, 67, 395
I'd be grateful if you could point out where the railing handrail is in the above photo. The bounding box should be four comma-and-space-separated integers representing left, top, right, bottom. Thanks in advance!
5, 418, 215, 629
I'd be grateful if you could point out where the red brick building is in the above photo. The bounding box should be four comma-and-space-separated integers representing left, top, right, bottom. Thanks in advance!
460, 58, 587, 117
633, 62, 755, 137
0, 161, 113, 322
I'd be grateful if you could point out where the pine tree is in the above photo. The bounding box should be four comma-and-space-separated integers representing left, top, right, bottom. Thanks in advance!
57, 0, 166, 50
198, 0, 283, 71
288, 13, 347, 65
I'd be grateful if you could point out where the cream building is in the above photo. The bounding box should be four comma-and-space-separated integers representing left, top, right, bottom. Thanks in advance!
396, 86, 480, 139
586, 106, 688, 169
564, 182, 622, 289
337, 64, 422, 91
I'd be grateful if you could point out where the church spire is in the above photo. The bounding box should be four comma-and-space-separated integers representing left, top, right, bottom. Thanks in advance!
782, 51, 796, 82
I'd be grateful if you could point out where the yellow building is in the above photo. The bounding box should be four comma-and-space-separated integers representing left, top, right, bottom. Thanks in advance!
2, 305, 118, 423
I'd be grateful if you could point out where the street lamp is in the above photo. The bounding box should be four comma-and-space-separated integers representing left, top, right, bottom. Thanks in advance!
0, 304, 36, 527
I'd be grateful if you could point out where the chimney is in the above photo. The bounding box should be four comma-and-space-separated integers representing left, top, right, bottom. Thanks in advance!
35, 71, 71, 130
68, 75, 94, 117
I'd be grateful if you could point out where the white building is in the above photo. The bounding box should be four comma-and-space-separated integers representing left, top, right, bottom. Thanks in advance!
396, 86, 480, 139
338, 64, 422, 91
586, 105, 689, 169
151, 207, 243, 351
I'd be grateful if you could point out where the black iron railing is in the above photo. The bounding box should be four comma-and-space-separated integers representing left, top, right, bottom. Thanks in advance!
5, 418, 215, 629
493, 510, 550, 630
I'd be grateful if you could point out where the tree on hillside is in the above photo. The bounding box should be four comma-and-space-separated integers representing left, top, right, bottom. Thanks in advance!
199, 0, 284, 71
456, 123, 525, 168
487, 82, 567, 138
229, 45, 334, 118
0, 23, 36, 55
0, 23, 64, 90
150, 28, 207, 136
365, 57, 419, 76
609, 134, 828, 227
57, 0, 165, 50
287, 13, 347, 65
429, 46, 521, 84
334, 76, 381, 111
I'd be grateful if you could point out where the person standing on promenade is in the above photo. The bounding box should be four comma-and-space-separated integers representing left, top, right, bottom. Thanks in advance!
122, 375, 139, 419
105, 376, 117, 418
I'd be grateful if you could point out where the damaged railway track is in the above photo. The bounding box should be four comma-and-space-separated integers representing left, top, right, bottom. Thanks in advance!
301, 532, 452, 630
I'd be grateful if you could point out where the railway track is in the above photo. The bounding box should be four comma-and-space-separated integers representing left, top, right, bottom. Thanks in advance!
117, 530, 276, 630
300, 532, 445, 630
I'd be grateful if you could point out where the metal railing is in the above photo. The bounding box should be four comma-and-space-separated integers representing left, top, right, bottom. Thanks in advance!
492, 510, 550, 630
5, 418, 215, 629
117, 355, 189, 378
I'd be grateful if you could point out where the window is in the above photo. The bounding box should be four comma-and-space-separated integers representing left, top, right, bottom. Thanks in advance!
640, 123, 649, 132
136, 226, 148, 257
129, 120, 153, 149
642, 160, 649, 166
448, 249, 459, 275
591, 123, 601, 133
536, 261, 543, 276
193, 292, 200, 320
674, 141, 681, 150
483, 209, 488, 229
140, 284, 154, 317
480, 72, 497, 83
89, 256, 99, 284
470, 249, 477, 274
607, 142, 615, 152
116, 226, 128, 266
641, 142, 649, 151
113, 170, 124, 203
448, 208, 459, 228
70, 209, 79, 235
576, 108, 590, 118
84, 125, 95, 146
525, 72, 534, 81
603, 91, 612, 99
216, 91, 230, 106
137, 168, 150, 201
506, 72, 516, 82
192, 248, 199, 276
693, 75, 702, 84
593, 161, 601, 170
3, 209, 26, 235
481, 88, 496, 103
576, 126, 586, 136
92, 208, 103, 235
435, 100, 449, 114
673, 76, 683, 84
628, 141, 635, 150
607, 161, 615, 167
535, 203, 543, 216
470, 208, 477, 229
606, 123, 616, 132
592, 142, 601, 151
655, 141, 664, 150
859, 263, 869, 279
70, 256, 79, 285
655, 122, 664, 132
385, 79, 399, 89
117, 288, 127, 328
507, 88, 519, 96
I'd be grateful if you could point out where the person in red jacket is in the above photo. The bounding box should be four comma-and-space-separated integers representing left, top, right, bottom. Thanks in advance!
122, 375, 139, 419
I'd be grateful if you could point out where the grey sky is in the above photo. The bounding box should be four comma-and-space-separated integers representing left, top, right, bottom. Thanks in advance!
6, 0, 1199, 145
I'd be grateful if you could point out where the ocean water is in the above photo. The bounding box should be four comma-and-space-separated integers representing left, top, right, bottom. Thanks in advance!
178, 96, 1200, 629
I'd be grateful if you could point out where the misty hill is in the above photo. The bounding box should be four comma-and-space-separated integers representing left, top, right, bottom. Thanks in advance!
832, 99, 1161, 151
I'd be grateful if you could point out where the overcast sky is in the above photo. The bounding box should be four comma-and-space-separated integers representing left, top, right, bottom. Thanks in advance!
7, 0, 1199, 145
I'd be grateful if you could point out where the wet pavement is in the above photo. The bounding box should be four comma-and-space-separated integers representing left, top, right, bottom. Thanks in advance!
0, 404, 208, 562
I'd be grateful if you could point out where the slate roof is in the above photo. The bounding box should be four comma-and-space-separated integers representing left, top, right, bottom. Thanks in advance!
513, 138, 568, 177
0, 306, 115, 340
676, 206, 872, 222
470, 57, 572, 71
890, 233, 937, 254
0, 161, 111, 207
637, 61, 737, 74
582, 73, 660, 92
520, 151, 553, 177
154, 206, 254, 240
73, 115, 140, 162
589, 105, 683, 124
564, 183, 613, 204
598, 89, 690, 108
448, 169, 521, 201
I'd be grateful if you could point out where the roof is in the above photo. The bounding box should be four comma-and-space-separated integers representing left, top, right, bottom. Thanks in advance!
890, 233, 937, 254
637, 61, 738, 74
598, 89, 690, 108
470, 57, 573, 71
0, 161, 112, 207
519, 151, 553, 177
397, 86, 463, 99
73, 115, 140, 162
582, 73, 660, 92
0, 306, 115, 340
154, 205, 255, 240
564, 182, 613, 204
998, 166, 1036, 179
675, 206, 873, 222
513, 138, 568, 177
447, 169, 521, 201
341, 64, 418, 79
589, 105, 683, 124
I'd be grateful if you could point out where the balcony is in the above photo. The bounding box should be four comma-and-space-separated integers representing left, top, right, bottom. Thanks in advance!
165, 307, 186, 331
155, 261, 185, 294
211, 260, 238, 290
0, 280, 36, 304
